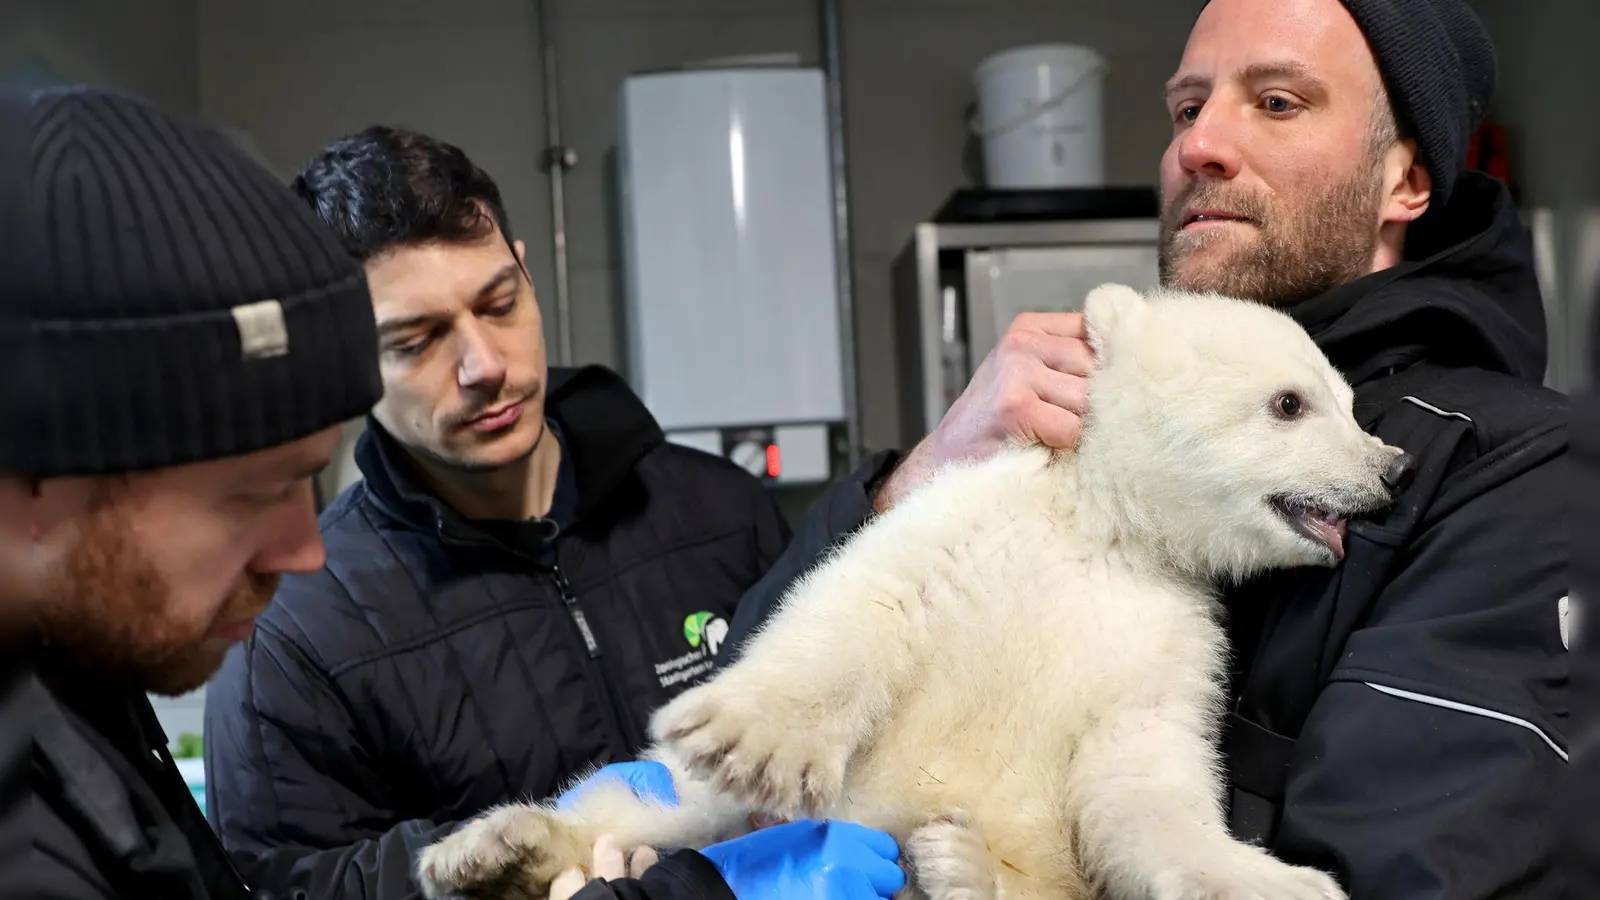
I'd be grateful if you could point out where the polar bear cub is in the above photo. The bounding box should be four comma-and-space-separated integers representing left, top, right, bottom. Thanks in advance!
417, 284, 1407, 900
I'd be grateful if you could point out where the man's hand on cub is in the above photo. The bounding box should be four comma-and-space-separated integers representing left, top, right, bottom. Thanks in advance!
549, 835, 659, 900
875, 311, 1094, 512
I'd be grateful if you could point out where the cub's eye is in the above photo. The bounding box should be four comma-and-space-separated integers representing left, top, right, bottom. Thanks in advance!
1272, 391, 1305, 420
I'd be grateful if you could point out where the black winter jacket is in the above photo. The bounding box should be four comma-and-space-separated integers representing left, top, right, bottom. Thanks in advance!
24, 652, 254, 900
203, 365, 791, 900
726, 172, 1567, 900
1569, 281, 1600, 896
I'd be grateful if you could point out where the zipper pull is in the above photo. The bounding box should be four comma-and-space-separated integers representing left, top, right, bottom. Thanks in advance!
552, 565, 601, 658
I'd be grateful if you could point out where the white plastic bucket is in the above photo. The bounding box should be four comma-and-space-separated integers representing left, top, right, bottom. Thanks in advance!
972, 44, 1106, 189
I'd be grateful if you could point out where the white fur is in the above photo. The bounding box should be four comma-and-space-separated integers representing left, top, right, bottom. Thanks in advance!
417, 284, 1406, 900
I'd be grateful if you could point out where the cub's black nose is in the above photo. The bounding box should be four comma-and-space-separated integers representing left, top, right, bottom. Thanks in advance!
1382, 452, 1417, 494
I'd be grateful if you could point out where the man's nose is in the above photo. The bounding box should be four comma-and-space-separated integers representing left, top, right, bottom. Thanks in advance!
255, 485, 327, 575
457, 322, 507, 388
1177, 104, 1244, 180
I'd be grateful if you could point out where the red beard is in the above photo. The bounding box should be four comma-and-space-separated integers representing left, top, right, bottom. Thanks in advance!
32, 497, 279, 696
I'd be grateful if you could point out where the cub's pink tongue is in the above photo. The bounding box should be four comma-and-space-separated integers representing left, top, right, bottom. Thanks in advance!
1327, 519, 1347, 560
1300, 511, 1348, 560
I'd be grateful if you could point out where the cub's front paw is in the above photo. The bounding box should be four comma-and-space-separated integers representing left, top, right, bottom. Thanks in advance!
905, 815, 997, 900
1152, 845, 1346, 900
649, 679, 849, 820
416, 804, 581, 900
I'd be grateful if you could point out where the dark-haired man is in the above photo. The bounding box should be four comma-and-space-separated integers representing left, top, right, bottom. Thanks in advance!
200, 126, 821, 898
729, 0, 1566, 897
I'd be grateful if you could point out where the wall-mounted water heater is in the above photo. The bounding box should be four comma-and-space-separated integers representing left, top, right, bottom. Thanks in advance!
617, 64, 846, 486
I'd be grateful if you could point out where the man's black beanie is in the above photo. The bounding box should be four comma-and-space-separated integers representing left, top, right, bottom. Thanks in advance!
1203, 0, 1497, 208
2, 86, 384, 478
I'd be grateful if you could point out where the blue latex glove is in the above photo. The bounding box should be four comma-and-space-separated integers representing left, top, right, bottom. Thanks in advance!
556, 761, 680, 810
701, 820, 906, 900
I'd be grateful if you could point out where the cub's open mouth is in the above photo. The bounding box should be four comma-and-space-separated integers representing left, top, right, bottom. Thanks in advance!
1270, 497, 1349, 560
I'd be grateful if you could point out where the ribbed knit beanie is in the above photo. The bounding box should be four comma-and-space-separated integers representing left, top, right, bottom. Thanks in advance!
1202, 0, 1497, 208
2, 86, 384, 477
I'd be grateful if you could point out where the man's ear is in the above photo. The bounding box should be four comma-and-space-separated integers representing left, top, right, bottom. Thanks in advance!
1083, 283, 1145, 359
1383, 139, 1432, 224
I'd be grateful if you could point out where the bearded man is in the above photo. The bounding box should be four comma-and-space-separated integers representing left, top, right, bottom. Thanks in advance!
10, 85, 386, 900
725, 0, 1566, 897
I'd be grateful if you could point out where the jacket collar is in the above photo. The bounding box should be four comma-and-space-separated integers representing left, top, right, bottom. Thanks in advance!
30, 651, 235, 897
1285, 171, 1547, 386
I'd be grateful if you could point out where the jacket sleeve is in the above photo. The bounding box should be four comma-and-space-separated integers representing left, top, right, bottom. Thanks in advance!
724, 450, 901, 661
746, 467, 796, 580
1272, 450, 1567, 899
1573, 363, 1600, 896
204, 595, 459, 900
569, 850, 736, 900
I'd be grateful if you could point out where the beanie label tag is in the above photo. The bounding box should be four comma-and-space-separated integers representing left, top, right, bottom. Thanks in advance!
232, 299, 289, 361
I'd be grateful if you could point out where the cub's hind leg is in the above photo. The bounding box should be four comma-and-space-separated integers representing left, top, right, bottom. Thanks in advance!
1069, 703, 1345, 900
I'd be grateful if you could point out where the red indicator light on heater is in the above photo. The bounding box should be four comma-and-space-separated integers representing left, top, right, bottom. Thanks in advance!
766, 444, 781, 478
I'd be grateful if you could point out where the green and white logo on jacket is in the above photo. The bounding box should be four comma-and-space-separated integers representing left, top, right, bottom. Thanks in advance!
654, 610, 729, 690
683, 610, 729, 656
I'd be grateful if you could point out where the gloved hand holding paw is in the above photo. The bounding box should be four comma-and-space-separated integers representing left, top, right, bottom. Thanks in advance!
551, 762, 905, 900
557, 761, 680, 810
700, 819, 906, 900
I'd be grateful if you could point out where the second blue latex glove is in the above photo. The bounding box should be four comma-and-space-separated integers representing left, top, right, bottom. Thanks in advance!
700, 819, 906, 900
556, 760, 680, 810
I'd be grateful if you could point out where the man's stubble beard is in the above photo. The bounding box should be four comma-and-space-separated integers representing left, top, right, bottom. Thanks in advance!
430, 415, 547, 474
32, 499, 279, 696
395, 381, 547, 475
1158, 151, 1388, 308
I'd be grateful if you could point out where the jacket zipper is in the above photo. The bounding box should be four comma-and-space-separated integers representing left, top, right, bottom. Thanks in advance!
551, 563, 600, 658
423, 509, 647, 756
549, 563, 644, 752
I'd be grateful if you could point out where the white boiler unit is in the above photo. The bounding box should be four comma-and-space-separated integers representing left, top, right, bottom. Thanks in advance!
617, 65, 845, 486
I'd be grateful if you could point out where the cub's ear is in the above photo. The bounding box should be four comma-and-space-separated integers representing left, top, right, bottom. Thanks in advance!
1083, 283, 1146, 359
